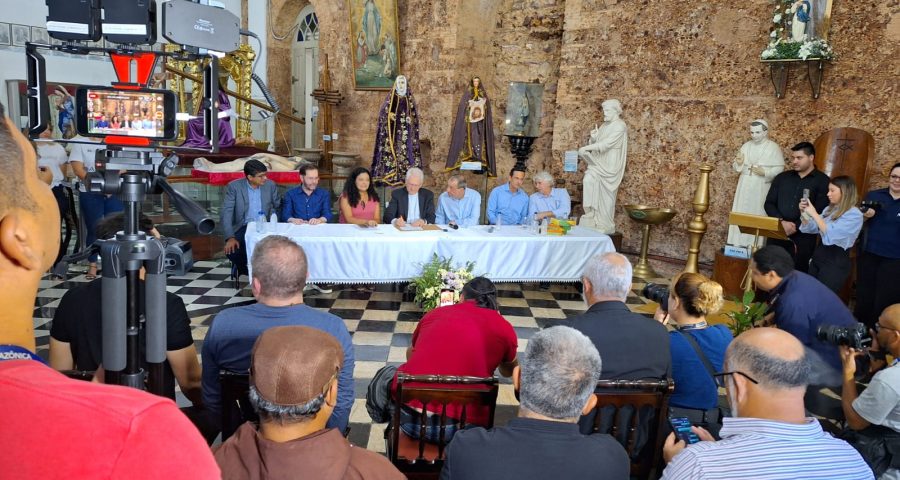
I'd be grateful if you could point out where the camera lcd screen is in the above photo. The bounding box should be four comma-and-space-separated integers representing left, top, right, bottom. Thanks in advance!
75, 87, 176, 141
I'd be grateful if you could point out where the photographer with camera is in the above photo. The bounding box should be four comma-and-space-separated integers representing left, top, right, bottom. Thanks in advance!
840, 304, 900, 479
654, 273, 733, 437
855, 163, 900, 330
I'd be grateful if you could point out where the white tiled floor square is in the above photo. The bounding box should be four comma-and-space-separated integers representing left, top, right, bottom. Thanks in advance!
354, 360, 387, 378
394, 321, 418, 334
203, 288, 241, 297
332, 299, 370, 310
505, 315, 539, 328
361, 310, 398, 321
530, 307, 567, 319
352, 332, 393, 346
388, 346, 407, 362
36, 288, 67, 298
499, 297, 529, 307
185, 279, 224, 288
344, 320, 360, 332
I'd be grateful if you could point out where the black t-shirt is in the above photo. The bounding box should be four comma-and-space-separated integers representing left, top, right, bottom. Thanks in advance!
764, 169, 830, 224
50, 279, 194, 398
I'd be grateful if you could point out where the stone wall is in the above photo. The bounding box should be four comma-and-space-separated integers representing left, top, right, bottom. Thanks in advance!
265, 0, 899, 265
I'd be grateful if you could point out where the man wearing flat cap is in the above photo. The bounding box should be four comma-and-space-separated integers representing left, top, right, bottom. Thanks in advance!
215, 326, 403, 479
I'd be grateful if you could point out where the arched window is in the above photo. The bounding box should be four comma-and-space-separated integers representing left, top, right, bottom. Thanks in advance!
296, 11, 319, 42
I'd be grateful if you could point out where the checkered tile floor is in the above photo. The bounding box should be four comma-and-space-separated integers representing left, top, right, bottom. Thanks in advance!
33, 260, 664, 452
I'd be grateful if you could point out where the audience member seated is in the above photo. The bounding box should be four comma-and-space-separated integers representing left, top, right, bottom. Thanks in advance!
383, 167, 436, 226
661, 328, 872, 479
394, 277, 518, 443
214, 326, 403, 480
0, 100, 219, 478
750, 245, 857, 378
201, 235, 354, 434
840, 304, 900, 479
440, 326, 630, 479
655, 273, 732, 437
435, 174, 481, 227
486, 166, 528, 225
221, 159, 281, 276
568, 252, 671, 381
339, 166, 381, 226
528, 170, 571, 222
282, 163, 333, 225
49, 213, 201, 404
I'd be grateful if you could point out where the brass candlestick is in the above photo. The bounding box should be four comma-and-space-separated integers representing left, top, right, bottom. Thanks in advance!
685, 165, 713, 274
623, 205, 678, 279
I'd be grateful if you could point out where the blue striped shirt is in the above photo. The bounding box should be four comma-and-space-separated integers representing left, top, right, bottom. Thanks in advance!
662, 417, 873, 479
799, 206, 864, 250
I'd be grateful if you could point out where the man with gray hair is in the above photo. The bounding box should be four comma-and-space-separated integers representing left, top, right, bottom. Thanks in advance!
440, 326, 629, 479
662, 328, 872, 479
383, 167, 436, 226
214, 326, 403, 479
435, 173, 482, 227
568, 252, 670, 381
201, 235, 355, 434
528, 170, 571, 222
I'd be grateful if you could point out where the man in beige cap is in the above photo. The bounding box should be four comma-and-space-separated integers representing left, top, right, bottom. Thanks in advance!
214, 326, 403, 479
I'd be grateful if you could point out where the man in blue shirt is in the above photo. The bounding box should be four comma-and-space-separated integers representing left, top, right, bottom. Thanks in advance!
487, 166, 529, 225
201, 235, 355, 434
282, 164, 332, 225
529, 170, 571, 222
750, 245, 856, 375
436, 174, 482, 227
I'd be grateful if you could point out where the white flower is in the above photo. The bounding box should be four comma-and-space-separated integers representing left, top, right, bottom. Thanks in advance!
785, 8, 791, 13
773, 14, 782, 23
770, 31, 777, 38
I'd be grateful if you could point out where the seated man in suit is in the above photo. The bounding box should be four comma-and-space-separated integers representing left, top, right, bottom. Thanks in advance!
383, 167, 435, 227
221, 159, 280, 276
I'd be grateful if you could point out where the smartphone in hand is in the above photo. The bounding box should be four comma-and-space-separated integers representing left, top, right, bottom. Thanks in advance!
669, 416, 700, 445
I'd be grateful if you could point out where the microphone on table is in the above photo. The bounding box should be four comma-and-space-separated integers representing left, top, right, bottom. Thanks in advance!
448, 223, 459, 230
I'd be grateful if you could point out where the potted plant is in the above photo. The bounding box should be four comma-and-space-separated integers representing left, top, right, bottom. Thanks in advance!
725, 290, 769, 336
411, 254, 475, 313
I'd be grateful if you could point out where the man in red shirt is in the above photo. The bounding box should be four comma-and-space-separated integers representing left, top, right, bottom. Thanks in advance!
396, 277, 518, 440
0, 101, 219, 478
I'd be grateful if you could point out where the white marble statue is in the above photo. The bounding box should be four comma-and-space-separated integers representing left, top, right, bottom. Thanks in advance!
727, 119, 786, 248
790, 0, 812, 42
577, 99, 628, 234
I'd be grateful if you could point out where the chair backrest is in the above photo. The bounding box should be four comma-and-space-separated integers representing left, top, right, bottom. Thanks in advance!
590, 378, 674, 480
813, 127, 875, 192
219, 370, 258, 441
388, 374, 499, 478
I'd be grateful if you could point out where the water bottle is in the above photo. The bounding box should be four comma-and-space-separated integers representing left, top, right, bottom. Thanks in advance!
531, 215, 540, 234
540, 217, 549, 235
256, 210, 266, 233
496, 216, 503, 230
269, 212, 278, 227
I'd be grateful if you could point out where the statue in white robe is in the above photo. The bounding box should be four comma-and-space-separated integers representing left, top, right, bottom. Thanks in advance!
577, 99, 628, 234
727, 119, 786, 248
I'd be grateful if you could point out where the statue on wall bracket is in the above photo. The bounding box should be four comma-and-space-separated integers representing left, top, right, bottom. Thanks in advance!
371, 75, 422, 186
445, 76, 496, 177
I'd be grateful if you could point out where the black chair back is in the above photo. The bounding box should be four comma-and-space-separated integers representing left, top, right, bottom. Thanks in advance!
219, 370, 258, 441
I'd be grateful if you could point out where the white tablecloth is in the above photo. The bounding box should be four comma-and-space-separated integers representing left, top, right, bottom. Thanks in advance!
245, 223, 614, 283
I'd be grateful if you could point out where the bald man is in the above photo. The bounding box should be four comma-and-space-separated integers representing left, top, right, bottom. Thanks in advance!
841, 304, 900, 479
661, 328, 872, 480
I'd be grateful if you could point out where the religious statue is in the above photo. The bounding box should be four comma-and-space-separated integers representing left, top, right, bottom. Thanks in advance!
446, 76, 496, 176
727, 119, 786, 248
515, 93, 530, 133
790, 0, 811, 42
361, 0, 381, 53
371, 75, 422, 186
182, 85, 236, 149
577, 99, 628, 234
193, 153, 306, 172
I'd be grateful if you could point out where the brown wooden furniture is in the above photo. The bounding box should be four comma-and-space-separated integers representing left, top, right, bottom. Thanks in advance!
590, 378, 675, 480
219, 370, 258, 442
387, 374, 499, 480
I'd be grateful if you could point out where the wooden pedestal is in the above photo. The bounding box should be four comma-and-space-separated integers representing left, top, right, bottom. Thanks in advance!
713, 250, 749, 299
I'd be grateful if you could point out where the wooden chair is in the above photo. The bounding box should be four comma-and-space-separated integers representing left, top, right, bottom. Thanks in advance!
589, 379, 675, 480
219, 370, 258, 441
387, 374, 499, 480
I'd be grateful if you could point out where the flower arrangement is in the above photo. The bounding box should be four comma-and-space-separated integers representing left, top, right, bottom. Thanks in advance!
411, 254, 475, 313
760, 0, 834, 60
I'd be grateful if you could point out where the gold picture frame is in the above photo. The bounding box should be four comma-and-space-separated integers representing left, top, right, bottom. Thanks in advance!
347, 0, 401, 91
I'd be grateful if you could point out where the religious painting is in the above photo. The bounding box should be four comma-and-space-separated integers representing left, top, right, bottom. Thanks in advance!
0, 23, 10, 46
503, 82, 543, 137
11, 24, 30, 47
347, 0, 401, 91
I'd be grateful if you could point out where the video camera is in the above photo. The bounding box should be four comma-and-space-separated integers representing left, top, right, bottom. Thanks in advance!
816, 322, 873, 350
25, 0, 243, 396
641, 283, 670, 312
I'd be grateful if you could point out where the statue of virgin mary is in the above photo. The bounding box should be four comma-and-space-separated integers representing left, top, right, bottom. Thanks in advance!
371, 75, 422, 186
445, 76, 496, 176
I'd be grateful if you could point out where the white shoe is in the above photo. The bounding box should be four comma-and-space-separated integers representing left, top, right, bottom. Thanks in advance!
305, 283, 332, 294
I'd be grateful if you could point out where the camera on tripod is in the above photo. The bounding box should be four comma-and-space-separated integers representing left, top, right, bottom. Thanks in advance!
641, 283, 670, 312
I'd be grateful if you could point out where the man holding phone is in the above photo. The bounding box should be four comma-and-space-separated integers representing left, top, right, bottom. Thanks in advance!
660, 328, 871, 479
763, 142, 829, 272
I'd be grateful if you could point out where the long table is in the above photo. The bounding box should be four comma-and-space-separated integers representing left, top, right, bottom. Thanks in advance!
245, 223, 614, 284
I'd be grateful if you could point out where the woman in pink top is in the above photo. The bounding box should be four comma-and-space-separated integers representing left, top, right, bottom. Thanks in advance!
339, 167, 381, 226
